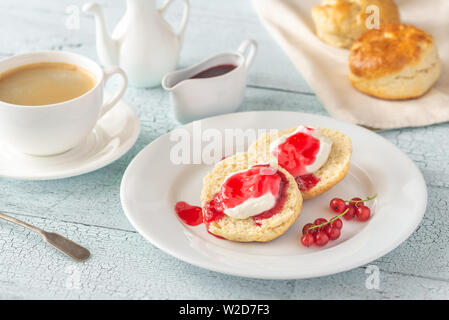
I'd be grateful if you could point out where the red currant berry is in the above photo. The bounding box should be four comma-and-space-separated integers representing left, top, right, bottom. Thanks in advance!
327, 227, 341, 240
343, 206, 356, 220
322, 224, 332, 235
301, 233, 315, 247
330, 198, 347, 214
348, 203, 356, 211
315, 231, 329, 247
356, 205, 371, 221
314, 218, 327, 227
302, 223, 316, 235
331, 218, 343, 229
351, 197, 364, 208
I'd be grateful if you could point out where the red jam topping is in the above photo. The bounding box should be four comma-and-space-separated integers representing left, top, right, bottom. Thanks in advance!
220, 165, 281, 211
295, 174, 320, 192
174, 201, 203, 226
203, 165, 289, 225
253, 170, 289, 224
203, 194, 225, 224
272, 128, 321, 191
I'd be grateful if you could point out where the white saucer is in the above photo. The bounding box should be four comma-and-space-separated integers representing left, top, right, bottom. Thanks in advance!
0, 99, 140, 180
121, 111, 427, 279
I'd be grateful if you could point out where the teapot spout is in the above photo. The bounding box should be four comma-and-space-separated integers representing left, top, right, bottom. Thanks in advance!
83, 3, 119, 66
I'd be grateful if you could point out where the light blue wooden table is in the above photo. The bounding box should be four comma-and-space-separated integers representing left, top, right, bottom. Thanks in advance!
1, 0, 448, 299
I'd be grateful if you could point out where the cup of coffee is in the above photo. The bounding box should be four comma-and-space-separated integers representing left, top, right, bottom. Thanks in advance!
0, 51, 128, 156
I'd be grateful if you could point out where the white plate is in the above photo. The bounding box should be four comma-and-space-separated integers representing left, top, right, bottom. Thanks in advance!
120, 111, 427, 279
0, 98, 140, 180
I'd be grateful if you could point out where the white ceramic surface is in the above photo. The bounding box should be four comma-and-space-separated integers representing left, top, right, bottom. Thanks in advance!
120, 111, 427, 279
83, 0, 190, 87
0, 51, 127, 156
162, 40, 257, 123
0, 98, 140, 180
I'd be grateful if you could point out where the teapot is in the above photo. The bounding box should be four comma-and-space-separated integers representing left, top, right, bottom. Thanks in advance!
83, 0, 190, 87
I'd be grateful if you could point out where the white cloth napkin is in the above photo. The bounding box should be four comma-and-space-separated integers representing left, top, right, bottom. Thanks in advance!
252, 0, 449, 129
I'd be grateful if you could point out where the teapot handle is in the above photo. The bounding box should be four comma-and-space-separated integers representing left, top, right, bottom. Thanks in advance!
237, 40, 258, 70
159, 0, 190, 41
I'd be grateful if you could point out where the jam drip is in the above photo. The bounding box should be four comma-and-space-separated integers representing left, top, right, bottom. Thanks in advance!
253, 170, 289, 225
174, 201, 203, 226
296, 174, 320, 192
207, 229, 225, 239
203, 194, 225, 224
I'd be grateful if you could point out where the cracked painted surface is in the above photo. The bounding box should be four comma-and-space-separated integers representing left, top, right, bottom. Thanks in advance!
0, 0, 448, 299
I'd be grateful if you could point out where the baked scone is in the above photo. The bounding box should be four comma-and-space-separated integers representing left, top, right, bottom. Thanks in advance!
311, 0, 400, 49
201, 152, 303, 242
248, 127, 352, 200
349, 24, 442, 100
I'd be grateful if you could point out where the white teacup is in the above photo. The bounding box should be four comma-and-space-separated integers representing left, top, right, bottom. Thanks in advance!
0, 51, 128, 156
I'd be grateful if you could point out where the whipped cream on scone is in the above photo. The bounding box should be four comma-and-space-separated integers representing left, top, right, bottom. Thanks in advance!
220, 166, 280, 219
248, 127, 352, 200
269, 126, 333, 176
201, 153, 303, 242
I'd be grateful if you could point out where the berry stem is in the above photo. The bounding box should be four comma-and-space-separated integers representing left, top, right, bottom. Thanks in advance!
346, 194, 377, 205
308, 208, 349, 231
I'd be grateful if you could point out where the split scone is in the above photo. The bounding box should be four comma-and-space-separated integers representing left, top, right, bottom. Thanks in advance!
311, 0, 400, 49
349, 24, 441, 100
201, 152, 303, 242
248, 126, 352, 200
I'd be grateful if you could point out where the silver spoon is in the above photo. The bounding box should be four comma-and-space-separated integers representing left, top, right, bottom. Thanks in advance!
0, 212, 90, 262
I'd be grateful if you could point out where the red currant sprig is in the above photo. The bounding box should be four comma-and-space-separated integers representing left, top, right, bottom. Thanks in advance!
300, 194, 378, 247
330, 194, 377, 221
301, 208, 348, 247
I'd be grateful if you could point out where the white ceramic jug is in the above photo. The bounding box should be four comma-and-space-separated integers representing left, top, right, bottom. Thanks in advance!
83, 0, 190, 87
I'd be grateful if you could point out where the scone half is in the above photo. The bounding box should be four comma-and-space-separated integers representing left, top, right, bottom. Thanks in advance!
248, 127, 352, 199
201, 152, 303, 242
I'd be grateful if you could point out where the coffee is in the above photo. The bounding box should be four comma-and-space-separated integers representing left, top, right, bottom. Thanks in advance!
0, 62, 96, 106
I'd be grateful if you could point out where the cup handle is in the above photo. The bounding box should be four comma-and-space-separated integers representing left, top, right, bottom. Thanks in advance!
159, 0, 190, 41
237, 39, 258, 70
99, 66, 128, 119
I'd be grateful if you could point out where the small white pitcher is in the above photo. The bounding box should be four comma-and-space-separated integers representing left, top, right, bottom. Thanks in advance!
162, 40, 257, 123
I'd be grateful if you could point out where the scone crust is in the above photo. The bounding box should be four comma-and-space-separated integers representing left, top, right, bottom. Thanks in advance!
311, 0, 400, 48
350, 24, 435, 78
349, 24, 441, 99
247, 128, 352, 200
201, 153, 303, 242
